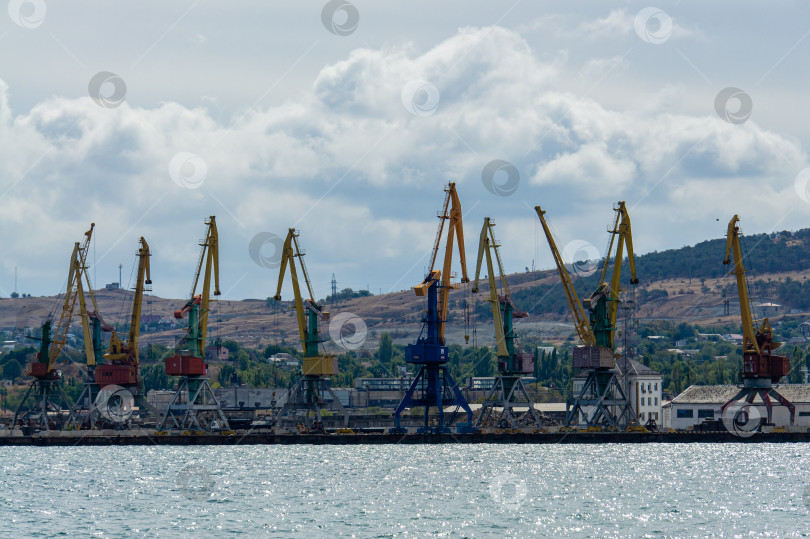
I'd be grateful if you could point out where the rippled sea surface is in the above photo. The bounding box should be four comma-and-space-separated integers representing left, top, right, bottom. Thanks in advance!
2, 443, 809, 537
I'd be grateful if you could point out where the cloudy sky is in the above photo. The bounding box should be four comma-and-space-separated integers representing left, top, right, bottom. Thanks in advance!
1, 1, 809, 302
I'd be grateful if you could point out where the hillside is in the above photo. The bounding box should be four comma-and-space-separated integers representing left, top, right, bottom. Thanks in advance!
2, 226, 810, 352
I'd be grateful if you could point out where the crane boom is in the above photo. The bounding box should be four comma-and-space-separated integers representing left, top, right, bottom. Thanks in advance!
274, 228, 335, 376
174, 216, 221, 357
49, 224, 94, 369
723, 215, 759, 353
275, 228, 310, 351
128, 238, 151, 361
415, 182, 469, 345
473, 218, 508, 358
603, 201, 639, 349
103, 238, 151, 366
535, 206, 595, 346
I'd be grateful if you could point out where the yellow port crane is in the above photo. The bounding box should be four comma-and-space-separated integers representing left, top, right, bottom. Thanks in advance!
720, 215, 794, 428
273, 228, 348, 430
95, 238, 151, 393
68, 225, 117, 430
535, 203, 637, 428
471, 217, 539, 428
15, 225, 95, 430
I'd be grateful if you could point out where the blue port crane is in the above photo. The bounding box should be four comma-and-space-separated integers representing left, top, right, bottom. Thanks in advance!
392, 183, 474, 434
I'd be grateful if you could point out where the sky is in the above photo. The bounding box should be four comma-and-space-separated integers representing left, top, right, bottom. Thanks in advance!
1, 1, 809, 302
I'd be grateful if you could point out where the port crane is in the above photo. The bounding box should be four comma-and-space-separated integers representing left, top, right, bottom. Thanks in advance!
273, 228, 348, 431
68, 227, 117, 429
720, 215, 794, 430
392, 182, 474, 434
471, 217, 540, 429
94, 237, 152, 420
158, 216, 230, 432
14, 225, 95, 430
536, 203, 637, 428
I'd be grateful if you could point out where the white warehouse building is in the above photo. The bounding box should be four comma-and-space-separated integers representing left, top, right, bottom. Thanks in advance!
663, 384, 810, 430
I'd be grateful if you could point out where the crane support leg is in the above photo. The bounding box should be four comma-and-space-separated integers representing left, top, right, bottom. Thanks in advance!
392, 364, 473, 434
474, 376, 542, 429
158, 377, 230, 432
13, 379, 75, 432
566, 370, 632, 428
275, 376, 348, 431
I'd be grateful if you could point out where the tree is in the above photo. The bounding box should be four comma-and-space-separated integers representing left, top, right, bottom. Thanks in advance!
2, 359, 21, 380
473, 347, 495, 377
378, 332, 393, 370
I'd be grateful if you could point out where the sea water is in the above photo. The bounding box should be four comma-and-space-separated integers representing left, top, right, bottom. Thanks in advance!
1, 443, 808, 537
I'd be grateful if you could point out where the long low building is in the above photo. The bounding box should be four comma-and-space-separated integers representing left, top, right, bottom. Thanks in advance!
663, 384, 810, 430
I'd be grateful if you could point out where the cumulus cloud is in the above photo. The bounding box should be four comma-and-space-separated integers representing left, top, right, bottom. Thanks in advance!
0, 25, 806, 300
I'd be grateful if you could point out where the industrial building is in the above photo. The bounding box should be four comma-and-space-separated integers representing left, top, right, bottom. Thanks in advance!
663, 384, 810, 430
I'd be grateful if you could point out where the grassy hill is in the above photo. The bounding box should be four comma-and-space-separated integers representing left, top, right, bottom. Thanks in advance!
2, 226, 810, 354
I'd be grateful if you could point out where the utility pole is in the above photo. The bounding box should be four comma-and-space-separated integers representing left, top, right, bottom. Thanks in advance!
118, 264, 123, 287
13, 266, 17, 295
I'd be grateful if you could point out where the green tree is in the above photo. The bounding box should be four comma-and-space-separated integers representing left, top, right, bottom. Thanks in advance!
378, 332, 393, 370
2, 359, 21, 380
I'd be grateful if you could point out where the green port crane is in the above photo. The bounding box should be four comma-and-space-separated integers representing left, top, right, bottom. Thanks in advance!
273, 228, 348, 431
471, 217, 540, 429
158, 216, 230, 433
536, 203, 637, 428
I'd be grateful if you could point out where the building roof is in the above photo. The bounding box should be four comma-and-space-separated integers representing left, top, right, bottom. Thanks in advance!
617, 358, 660, 377
573, 358, 661, 380
671, 384, 810, 404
